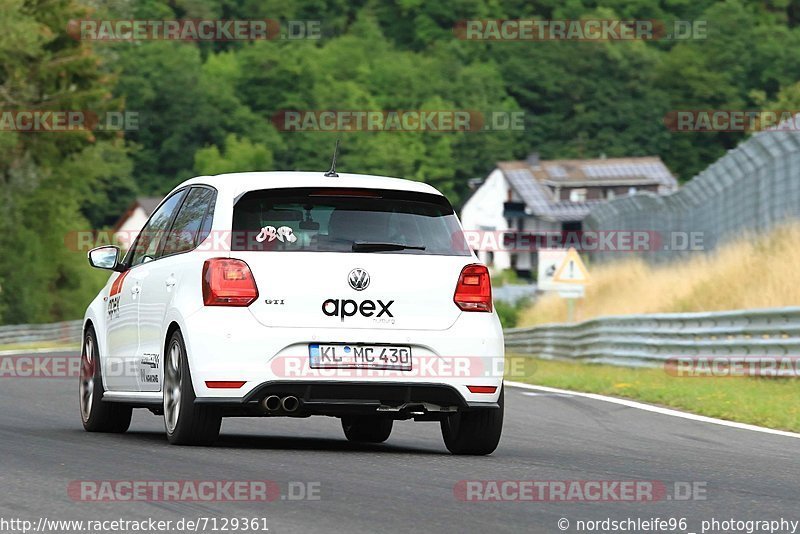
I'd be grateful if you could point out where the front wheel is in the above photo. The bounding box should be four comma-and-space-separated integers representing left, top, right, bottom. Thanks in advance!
440, 388, 503, 455
79, 326, 132, 433
341, 416, 393, 443
163, 329, 221, 445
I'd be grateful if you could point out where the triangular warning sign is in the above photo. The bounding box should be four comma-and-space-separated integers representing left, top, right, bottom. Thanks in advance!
552, 247, 589, 285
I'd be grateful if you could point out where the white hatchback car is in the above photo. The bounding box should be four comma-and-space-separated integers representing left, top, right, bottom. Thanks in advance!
81, 171, 504, 454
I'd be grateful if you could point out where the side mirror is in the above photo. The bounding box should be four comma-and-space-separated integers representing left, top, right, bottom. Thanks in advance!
88, 245, 122, 271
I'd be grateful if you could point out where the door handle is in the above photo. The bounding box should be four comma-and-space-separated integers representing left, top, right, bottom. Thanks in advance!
165, 276, 177, 288
130, 285, 140, 295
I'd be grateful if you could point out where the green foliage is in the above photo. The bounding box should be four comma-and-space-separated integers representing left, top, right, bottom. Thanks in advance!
7, 0, 800, 323
0, 0, 131, 323
494, 297, 530, 329
194, 134, 274, 174
494, 300, 520, 329
491, 269, 520, 287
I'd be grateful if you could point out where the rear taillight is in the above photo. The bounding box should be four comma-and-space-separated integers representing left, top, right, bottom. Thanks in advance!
205, 381, 247, 389
467, 385, 497, 394
454, 264, 492, 312
202, 258, 259, 306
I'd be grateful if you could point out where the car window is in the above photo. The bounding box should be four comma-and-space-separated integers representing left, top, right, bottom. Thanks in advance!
231, 187, 470, 256
129, 190, 186, 267
162, 187, 215, 257
197, 191, 216, 244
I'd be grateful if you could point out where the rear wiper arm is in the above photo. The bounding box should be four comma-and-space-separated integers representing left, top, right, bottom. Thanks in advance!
352, 241, 427, 252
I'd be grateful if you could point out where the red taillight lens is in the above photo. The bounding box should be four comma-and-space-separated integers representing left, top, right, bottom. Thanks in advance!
202, 258, 259, 306
467, 385, 497, 394
454, 264, 492, 312
205, 381, 246, 389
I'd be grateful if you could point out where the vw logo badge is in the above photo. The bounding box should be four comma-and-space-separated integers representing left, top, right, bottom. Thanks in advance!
348, 268, 370, 291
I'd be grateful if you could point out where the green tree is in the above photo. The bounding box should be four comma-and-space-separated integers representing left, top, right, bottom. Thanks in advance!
194, 134, 274, 174
0, 0, 131, 323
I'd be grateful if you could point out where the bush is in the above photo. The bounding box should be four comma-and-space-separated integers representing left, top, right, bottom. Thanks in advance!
491, 269, 520, 287
494, 297, 530, 329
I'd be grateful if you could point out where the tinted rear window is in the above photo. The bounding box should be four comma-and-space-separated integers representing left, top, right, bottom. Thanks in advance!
231, 187, 469, 256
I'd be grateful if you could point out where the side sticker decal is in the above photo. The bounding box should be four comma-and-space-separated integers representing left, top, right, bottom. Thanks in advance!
107, 270, 129, 320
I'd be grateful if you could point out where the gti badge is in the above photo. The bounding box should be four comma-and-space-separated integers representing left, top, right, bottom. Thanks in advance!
348, 268, 370, 291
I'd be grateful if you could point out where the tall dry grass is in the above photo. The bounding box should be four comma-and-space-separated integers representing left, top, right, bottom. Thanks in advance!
518, 223, 800, 326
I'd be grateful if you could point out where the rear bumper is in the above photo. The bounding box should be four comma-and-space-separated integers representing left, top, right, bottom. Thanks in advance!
194, 380, 500, 418
182, 306, 504, 407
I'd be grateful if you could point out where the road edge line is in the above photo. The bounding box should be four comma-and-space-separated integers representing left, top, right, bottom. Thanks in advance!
505, 380, 800, 440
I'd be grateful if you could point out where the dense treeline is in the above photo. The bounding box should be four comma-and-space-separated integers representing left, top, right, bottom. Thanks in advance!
3, 0, 800, 323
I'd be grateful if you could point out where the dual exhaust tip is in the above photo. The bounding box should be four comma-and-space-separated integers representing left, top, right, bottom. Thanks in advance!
262, 395, 300, 413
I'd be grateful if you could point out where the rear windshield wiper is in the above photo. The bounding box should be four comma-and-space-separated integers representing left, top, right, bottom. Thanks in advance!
352, 241, 427, 252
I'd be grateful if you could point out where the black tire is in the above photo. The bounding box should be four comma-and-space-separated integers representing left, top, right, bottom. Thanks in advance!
341, 416, 393, 443
79, 326, 132, 433
440, 387, 503, 455
163, 329, 221, 446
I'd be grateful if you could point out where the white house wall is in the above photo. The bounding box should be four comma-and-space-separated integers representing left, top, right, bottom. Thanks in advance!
459, 169, 512, 270
114, 206, 149, 250
514, 217, 560, 271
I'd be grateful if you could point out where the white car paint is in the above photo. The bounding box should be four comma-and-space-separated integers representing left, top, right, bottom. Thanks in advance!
83, 172, 504, 411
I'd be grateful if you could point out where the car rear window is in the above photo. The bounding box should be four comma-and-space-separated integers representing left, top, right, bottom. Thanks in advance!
231, 187, 470, 256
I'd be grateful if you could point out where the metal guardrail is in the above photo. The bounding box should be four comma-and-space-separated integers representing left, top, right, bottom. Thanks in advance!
4, 308, 800, 368
504, 307, 800, 368
0, 320, 82, 346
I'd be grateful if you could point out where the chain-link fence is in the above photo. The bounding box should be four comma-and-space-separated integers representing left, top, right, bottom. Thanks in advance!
584, 128, 800, 263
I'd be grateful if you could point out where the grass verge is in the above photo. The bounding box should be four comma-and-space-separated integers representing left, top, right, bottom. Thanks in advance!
519, 222, 800, 326
0, 340, 79, 352
508, 356, 800, 433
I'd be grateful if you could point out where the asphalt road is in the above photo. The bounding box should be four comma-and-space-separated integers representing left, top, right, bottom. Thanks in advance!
1, 351, 799, 534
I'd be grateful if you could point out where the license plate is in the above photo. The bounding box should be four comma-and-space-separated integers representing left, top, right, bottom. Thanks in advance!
309, 343, 412, 370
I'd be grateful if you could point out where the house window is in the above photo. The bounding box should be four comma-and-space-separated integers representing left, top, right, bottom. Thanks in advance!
606, 189, 616, 200
628, 187, 638, 196
569, 188, 587, 202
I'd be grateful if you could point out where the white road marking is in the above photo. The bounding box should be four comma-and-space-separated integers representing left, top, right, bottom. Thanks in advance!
506, 380, 800, 440
520, 391, 574, 398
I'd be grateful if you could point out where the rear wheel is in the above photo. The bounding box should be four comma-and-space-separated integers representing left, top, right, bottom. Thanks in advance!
341, 416, 393, 443
79, 326, 132, 433
441, 388, 503, 455
163, 329, 221, 445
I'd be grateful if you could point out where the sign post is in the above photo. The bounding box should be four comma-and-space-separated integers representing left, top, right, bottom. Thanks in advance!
538, 247, 590, 323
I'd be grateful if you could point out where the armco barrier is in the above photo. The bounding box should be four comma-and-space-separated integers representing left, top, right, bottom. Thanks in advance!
0, 320, 82, 346
4, 310, 800, 368
504, 307, 800, 368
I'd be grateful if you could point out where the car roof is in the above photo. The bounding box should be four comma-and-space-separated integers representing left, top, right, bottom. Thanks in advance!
172, 171, 444, 199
